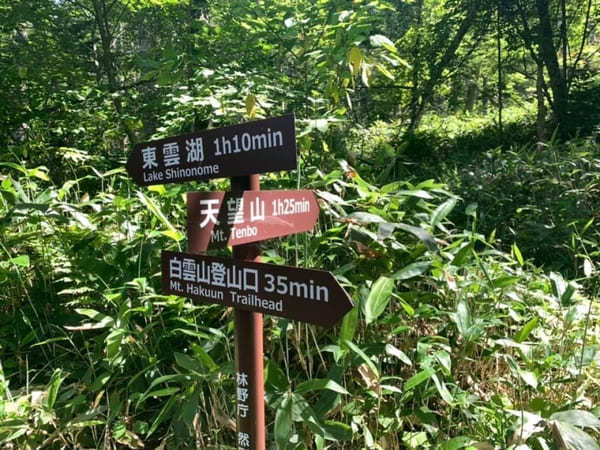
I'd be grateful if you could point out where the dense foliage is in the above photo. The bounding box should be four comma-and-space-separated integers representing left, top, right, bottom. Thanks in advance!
1, 0, 599, 448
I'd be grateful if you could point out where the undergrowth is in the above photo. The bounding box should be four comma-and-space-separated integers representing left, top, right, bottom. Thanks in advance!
1, 150, 598, 448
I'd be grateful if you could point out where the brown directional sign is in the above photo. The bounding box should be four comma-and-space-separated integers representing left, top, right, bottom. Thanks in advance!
162, 250, 353, 327
126, 114, 296, 186
187, 190, 320, 251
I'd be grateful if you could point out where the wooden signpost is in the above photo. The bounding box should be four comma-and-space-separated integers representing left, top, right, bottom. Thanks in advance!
126, 114, 352, 449
162, 251, 353, 327
126, 114, 296, 186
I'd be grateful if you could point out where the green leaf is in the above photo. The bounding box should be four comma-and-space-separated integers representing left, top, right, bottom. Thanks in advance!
8, 255, 30, 267
515, 318, 539, 343
339, 305, 359, 344
583, 258, 594, 277
431, 198, 457, 227
137, 190, 177, 233
404, 367, 435, 391
395, 223, 438, 252
375, 64, 395, 80
265, 360, 289, 392
451, 301, 472, 338
452, 242, 474, 267
369, 34, 396, 52
403, 431, 428, 448
432, 374, 454, 404
491, 276, 520, 289
363, 276, 395, 325
550, 410, 600, 430
275, 393, 293, 449
439, 436, 473, 450
174, 352, 204, 374
512, 243, 524, 266
552, 421, 600, 450
344, 340, 379, 378
323, 420, 352, 441
146, 394, 178, 437
392, 261, 430, 280
385, 344, 412, 366
346, 212, 386, 224
295, 379, 349, 396
519, 370, 538, 389
46, 369, 66, 410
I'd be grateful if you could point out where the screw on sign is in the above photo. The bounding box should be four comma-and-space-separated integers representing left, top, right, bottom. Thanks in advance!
125, 114, 296, 186
162, 250, 353, 328
187, 190, 320, 251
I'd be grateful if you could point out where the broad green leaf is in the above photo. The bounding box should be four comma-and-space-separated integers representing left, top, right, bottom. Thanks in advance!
439, 436, 473, 450
395, 223, 438, 251
369, 34, 396, 52
515, 318, 539, 343
295, 379, 348, 395
452, 242, 474, 267
147, 185, 166, 195
432, 374, 454, 404
392, 261, 430, 280
275, 393, 293, 449
323, 420, 352, 441
375, 64, 395, 80
146, 394, 177, 437
550, 410, 600, 430
161, 229, 184, 241
137, 190, 177, 233
451, 301, 472, 338
344, 340, 379, 377
385, 344, 412, 366
491, 276, 520, 289
403, 431, 428, 447
346, 212, 386, 224
519, 370, 538, 389
552, 421, 600, 450
46, 369, 66, 410
174, 352, 204, 374
512, 243, 524, 266
265, 360, 289, 392
431, 198, 457, 227
404, 367, 435, 390
339, 305, 359, 346
8, 255, 29, 267
363, 276, 395, 325
583, 258, 594, 277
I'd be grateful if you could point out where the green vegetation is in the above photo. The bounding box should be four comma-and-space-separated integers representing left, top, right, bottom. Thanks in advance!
1, 0, 599, 448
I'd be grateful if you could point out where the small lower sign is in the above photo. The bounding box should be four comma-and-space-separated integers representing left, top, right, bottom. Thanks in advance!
162, 250, 353, 327
187, 190, 320, 251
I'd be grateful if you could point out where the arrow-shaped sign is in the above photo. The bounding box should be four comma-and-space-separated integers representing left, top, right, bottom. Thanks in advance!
126, 114, 297, 186
187, 190, 320, 251
162, 251, 353, 327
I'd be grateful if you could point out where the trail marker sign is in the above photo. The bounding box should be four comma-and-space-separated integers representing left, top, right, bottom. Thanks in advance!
187, 190, 320, 251
126, 114, 296, 186
162, 250, 353, 327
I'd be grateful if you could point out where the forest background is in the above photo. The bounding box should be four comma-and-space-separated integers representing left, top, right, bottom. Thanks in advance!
1, 0, 600, 448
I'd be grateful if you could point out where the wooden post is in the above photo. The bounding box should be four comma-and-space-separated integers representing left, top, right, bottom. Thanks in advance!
231, 175, 265, 450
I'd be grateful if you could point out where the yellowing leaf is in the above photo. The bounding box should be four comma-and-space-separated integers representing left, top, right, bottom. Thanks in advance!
245, 94, 256, 118
348, 46, 362, 77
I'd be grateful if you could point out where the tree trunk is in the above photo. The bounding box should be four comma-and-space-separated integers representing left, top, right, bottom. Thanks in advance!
91, 0, 136, 148
407, 2, 478, 132
536, 0, 569, 135
536, 59, 547, 150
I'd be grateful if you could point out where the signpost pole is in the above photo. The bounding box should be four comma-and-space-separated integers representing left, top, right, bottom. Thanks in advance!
231, 174, 265, 450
